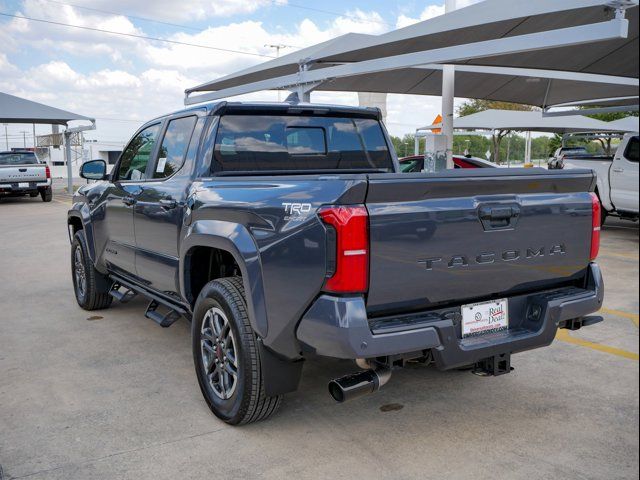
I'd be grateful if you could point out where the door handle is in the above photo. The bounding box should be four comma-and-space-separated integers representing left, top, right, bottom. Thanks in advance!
612, 167, 624, 173
122, 195, 137, 206
159, 199, 177, 209
479, 206, 517, 220
478, 204, 520, 230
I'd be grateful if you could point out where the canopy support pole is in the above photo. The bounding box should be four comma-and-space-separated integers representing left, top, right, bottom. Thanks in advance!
64, 121, 96, 195
64, 131, 73, 195
442, 0, 456, 169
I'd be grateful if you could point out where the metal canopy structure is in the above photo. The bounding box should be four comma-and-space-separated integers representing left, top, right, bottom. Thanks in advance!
0, 91, 93, 125
419, 109, 634, 134
1, 91, 95, 193
606, 116, 640, 132
185, 0, 639, 109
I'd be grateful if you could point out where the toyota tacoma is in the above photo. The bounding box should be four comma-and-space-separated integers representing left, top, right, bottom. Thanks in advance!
68, 102, 604, 425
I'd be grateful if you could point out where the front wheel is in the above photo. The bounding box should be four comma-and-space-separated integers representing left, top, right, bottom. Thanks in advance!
192, 277, 282, 425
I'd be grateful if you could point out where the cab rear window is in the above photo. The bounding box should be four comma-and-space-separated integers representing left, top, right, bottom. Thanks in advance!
213, 115, 393, 172
0, 152, 38, 165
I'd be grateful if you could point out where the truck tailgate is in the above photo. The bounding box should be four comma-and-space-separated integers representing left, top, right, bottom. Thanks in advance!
365, 169, 596, 315
0, 165, 47, 184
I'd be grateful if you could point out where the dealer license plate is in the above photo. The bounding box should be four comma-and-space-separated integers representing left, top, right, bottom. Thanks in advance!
461, 299, 509, 338
18, 182, 29, 188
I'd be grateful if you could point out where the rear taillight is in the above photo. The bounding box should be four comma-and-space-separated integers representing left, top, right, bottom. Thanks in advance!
45, 164, 51, 179
590, 192, 601, 261
318, 205, 369, 293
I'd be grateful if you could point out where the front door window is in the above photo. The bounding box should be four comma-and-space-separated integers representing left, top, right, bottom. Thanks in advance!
115, 124, 161, 181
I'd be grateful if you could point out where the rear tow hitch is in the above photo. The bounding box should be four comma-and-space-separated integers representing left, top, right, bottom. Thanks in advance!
328, 361, 391, 402
472, 353, 513, 377
562, 315, 604, 331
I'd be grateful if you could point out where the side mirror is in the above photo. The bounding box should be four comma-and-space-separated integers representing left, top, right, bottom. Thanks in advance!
80, 159, 107, 180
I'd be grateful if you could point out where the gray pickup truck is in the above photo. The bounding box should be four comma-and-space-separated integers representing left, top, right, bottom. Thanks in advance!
68, 102, 604, 425
0, 150, 53, 202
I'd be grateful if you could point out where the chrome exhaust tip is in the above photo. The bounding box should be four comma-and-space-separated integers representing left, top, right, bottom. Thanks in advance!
328, 366, 391, 403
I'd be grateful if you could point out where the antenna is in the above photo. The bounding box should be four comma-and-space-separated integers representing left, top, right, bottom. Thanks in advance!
264, 44, 294, 101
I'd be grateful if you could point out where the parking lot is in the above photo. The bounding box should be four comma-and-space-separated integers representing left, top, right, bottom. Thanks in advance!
0, 195, 638, 480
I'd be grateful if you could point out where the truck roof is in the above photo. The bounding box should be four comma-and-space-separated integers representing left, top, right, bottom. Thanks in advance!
155, 101, 382, 123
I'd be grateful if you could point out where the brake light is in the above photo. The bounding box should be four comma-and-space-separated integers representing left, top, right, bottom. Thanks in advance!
45, 164, 51, 179
590, 192, 601, 261
318, 205, 369, 293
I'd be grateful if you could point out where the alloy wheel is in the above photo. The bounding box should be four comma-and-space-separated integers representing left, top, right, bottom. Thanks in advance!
200, 307, 239, 400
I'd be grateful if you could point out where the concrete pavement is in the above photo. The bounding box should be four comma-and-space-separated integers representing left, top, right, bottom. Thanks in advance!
0, 196, 638, 480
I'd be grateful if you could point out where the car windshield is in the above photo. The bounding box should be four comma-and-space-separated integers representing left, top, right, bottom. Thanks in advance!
213, 115, 393, 173
0, 152, 39, 165
400, 158, 422, 172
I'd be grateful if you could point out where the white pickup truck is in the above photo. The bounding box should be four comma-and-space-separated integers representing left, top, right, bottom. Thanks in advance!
0, 150, 53, 202
563, 133, 639, 223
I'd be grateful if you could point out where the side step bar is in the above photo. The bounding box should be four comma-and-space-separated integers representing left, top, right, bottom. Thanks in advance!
109, 282, 137, 303
145, 300, 182, 328
109, 274, 191, 326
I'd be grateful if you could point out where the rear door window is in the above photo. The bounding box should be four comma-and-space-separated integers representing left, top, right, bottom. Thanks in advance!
153, 116, 197, 179
213, 115, 393, 172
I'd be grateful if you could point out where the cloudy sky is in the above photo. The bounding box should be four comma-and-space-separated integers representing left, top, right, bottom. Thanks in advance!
0, 0, 479, 148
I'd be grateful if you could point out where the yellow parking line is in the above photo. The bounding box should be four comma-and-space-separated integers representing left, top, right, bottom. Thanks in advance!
600, 308, 640, 327
556, 329, 639, 361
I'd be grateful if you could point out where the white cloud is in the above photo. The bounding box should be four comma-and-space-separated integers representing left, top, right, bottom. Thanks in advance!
143, 10, 388, 75
396, 0, 483, 29
74, 0, 287, 22
0, 0, 453, 144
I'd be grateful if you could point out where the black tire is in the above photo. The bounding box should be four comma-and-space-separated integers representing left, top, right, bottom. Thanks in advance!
41, 187, 52, 202
595, 190, 607, 226
600, 206, 608, 226
71, 230, 113, 310
192, 277, 282, 425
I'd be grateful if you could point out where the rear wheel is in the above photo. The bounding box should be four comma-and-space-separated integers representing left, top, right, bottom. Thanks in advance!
595, 190, 607, 226
71, 230, 112, 310
192, 277, 282, 425
41, 187, 52, 202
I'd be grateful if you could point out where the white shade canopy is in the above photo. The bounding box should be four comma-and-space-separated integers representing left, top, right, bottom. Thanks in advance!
606, 116, 640, 132
186, 0, 639, 108
421, 109, 633, 134
0, 91, 93, 125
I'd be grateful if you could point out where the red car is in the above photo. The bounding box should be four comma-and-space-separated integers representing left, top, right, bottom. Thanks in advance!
399, 154, 498, 172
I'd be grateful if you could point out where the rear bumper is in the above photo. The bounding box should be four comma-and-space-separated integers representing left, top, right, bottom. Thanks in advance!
296, 263, 604, 369
0, 180, 51, 195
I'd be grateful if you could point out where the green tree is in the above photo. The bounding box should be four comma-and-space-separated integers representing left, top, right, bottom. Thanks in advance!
456, 100, 535, 164
390, 134, 416, 158
581, 109, 638, 155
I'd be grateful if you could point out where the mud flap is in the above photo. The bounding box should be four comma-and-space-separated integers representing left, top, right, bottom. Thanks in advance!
258, 339, 304, 396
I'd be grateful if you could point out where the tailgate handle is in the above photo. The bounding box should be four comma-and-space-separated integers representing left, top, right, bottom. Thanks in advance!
479, 205, 520, 230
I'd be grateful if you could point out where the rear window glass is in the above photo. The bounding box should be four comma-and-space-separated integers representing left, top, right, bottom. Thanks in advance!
0, 152, 38, 165
213, 115, 393, 172
624, 136, 639, 163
